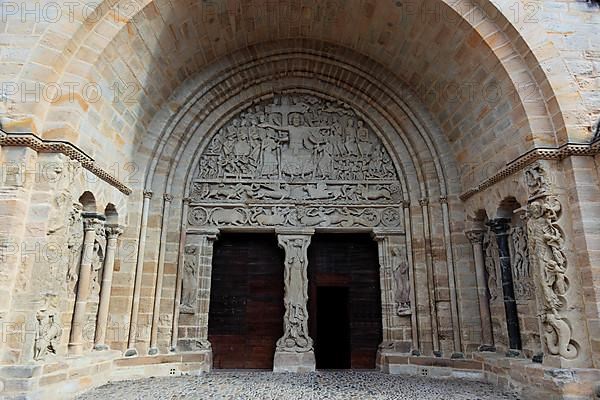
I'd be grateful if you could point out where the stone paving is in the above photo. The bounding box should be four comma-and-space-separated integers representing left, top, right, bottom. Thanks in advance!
76, 370, 517, 400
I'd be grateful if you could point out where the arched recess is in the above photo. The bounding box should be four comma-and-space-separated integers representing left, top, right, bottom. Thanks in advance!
114, 42, 486, 358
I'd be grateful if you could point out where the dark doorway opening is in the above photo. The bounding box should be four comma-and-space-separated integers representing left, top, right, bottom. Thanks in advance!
208, 233, 284, 369
316, 287, 351, 369
308, 233, 381, 369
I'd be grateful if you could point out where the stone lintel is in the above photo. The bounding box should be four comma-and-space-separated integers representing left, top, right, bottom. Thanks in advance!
186, 227, 220, 240
371, 228, 405, 240
275, 227, 315, 236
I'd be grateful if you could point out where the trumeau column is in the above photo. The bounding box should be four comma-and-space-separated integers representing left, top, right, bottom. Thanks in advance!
69, 214, 104, 356
372, 229, 413, 354
273, 228, 315, 373
176, 228, 219, 354
125, 190, 152, 357
148, 194, 173, 355
465, 229, 494, 350
524, 161, 592, 368
94, 224, 123, 350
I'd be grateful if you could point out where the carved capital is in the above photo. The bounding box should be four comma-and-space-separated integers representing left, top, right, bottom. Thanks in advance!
465, 230, 484, 244
143, 190, 153, 199
439, 196, 448, 204
83, 215, 103, 232
402, 200, 411, 208
419, 198, 429, 207
105, 225, 124, 239
182, 197, 192, 204
487, 218, 510, 236
163, 193, 173, 202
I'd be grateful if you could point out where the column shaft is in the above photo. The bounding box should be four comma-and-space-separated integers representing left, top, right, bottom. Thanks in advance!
125, 190, 152, 356
466, 230, 494, 348
149, 194, 172, 355
69, 216, 101, 355
94, 225, 123, 350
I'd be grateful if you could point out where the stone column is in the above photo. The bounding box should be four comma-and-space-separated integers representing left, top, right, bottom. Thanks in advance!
372, 229, 413, 353
125, 190, 152, 357
465, 229, 494, 350
94, 224, 123, 350
176, 228, 219, 355
402, 201, 419, 352
273, 228, 315, 373
488, 218, 522, 351
440, 196, 462, 356
420, 198, 440, 354
148, 194, 173, 355
68, 214, 103, 355
170, 197, 190, 351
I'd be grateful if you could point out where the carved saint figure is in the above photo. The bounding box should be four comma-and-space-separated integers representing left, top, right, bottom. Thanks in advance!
181, 246, 198, 312
391, 246, 411, 316
525, 168, 577, 359
483, 231, 499, 301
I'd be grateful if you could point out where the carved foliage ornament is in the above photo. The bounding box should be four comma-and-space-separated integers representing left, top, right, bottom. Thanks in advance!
524, 162, 577, 359
189, 94, 403, 229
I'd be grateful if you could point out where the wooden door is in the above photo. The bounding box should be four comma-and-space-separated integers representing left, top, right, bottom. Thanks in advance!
209, 233, 284, 369
308, 233, 381, 369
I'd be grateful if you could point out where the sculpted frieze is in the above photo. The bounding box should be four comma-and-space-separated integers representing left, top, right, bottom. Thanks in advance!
187, 204, 403, 229
189, 94, 403, 229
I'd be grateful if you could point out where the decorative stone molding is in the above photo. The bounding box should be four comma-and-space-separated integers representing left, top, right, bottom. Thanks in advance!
0, 130, 132, 195
524, 162, 578, 361
460, 141, 600, 200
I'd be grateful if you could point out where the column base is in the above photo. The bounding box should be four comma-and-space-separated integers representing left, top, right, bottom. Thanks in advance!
148, 347, 159, 355
124, 348, 138, 357
93, 344, 109, 351
273, 350, 315, 373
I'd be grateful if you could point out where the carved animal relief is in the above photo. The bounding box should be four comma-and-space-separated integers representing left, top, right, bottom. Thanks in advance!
189, 95, 403, 229
525, 163, 577, 359
510, 226, 534, 300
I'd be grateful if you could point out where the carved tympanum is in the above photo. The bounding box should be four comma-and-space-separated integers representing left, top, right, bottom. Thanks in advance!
189, 94, 403, 229
525, 162, 577, 359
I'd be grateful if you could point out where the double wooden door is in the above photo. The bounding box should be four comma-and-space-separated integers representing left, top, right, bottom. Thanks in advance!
208, 233, 284, 369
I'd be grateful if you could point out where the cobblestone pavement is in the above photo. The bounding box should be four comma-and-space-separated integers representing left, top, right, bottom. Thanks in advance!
76, 370, 518, 400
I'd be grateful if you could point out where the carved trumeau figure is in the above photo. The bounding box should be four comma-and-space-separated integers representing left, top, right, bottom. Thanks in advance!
277, 236, 313, 353
189, 94, 403, 229
180, 245, 199, 313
